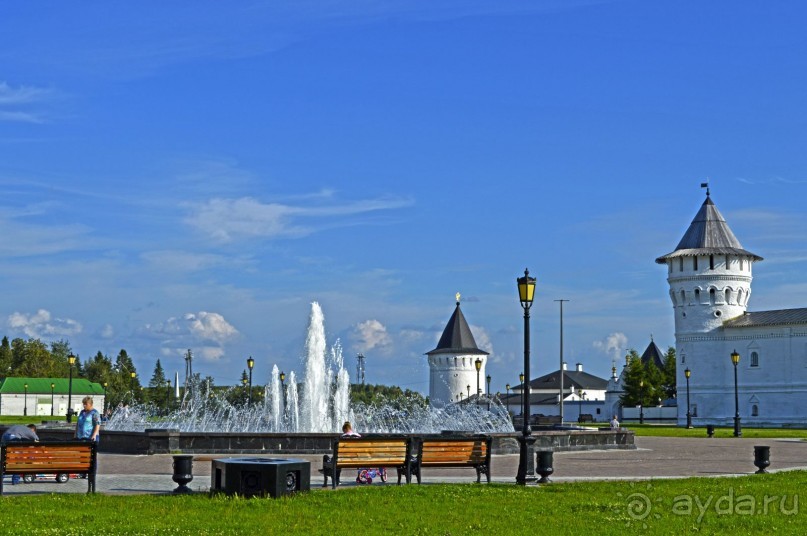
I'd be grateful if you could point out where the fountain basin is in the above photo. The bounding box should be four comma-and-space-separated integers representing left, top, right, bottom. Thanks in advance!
36, 427, 635, 455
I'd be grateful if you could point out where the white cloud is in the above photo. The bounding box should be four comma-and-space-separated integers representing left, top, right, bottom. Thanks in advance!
7, 309, 82, 338
0, 82, 51, 105
351, 319, 392, 354
592, 332, 628, 362
98, 324, 115, 339
469, 324, 494, 356
0, 82, 53, 123
183, 194, 412, 242
139, 311, 239, 362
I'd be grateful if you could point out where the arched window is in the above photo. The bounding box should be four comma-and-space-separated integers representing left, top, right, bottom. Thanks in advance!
680, 290, 686, 305
694, 288, 700, 303
693, 256, 698, 270
709, 288, 716, 305
725, 255, 730, 269
737, 288, 744, 306
752, 404, 759, 417
709, 255, 715, 269
679, 258, 684, 272
725, 289, 731, 305
751, 352, 759, 367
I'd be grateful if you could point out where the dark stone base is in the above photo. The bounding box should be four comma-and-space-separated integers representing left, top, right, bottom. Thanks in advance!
33, 427, 635, 455
211, 458, 311, 497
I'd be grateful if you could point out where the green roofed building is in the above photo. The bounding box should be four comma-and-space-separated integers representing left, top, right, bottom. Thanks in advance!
0, 377, 106, 418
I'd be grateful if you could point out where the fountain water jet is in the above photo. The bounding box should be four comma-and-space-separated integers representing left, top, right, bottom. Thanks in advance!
105, 302, 514, 434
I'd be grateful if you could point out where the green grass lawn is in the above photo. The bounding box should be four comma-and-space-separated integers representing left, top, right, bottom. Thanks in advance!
0, 472, 804, 535
620, 424, 807, 439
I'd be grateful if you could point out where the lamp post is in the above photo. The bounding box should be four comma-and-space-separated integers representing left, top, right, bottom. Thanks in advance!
731, 350, 742, 437
242, 377, 248, 404
23, 383, 28, 416
486, 374, 492, 410
247, 356, 255, 406
466, 384, 471, 402
279, 371, 286, 406
130, 371, 136, 391
165, 380, 172, 411
519, 372, 525, 415
577, 388, 583, 422
475, 357, 482, 398
51, 382, 55, 416
639, 380, 644, 424
684, 368, 692, 428
67, 354, 76, 423
103, 382, 108, 413
516, 268, 537, 485
506, 384, 511, 415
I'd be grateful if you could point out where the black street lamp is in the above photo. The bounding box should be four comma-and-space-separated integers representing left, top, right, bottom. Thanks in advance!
639, 380, 645, 424
684, 368, 692, 428
130, 371, 136, 391
519, 372, 525, 415
67, 354, 76, 423
516, 268, 537, 485
103, 382, 108, 414
23, 383, 28, 416
466, 384, 471, 402
247, 356, 255, 406
475, 358, 482, 397
577, 388, 583, 422
279, 371, 286, 406
731, 350, 742, 437
505, 384, 511, 415
51, 382, 55, 416
486, 374, 492, 410
242, 377, 248, 404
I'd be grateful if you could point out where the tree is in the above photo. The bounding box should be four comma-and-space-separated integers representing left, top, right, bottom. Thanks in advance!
149, 359, 167, 388
619, 350, 645, 406
0, 336, 12, 374
661, 347, 677, 400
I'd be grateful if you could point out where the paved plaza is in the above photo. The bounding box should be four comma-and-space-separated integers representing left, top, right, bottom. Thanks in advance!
3, 436, 805, 496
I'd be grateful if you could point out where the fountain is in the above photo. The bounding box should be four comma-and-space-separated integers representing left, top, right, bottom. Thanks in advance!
104, 302, 515, 435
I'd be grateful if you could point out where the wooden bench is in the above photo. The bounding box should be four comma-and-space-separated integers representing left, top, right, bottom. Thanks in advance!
578, 413, 594, 423
320, 436, 413, 489
410, 435, 492, 484
0, 440, 97, 495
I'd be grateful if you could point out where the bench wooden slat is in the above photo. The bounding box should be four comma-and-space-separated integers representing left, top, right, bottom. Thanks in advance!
413, 437, 492, 484
1, 441, 97, 495
321, 437, 414, 488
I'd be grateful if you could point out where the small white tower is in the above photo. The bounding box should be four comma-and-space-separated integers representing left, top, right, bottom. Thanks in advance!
426, 294, 489, 406
655, 186, 763, 425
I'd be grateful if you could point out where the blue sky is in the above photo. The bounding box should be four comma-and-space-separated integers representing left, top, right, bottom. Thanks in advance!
2, 1, 806, 393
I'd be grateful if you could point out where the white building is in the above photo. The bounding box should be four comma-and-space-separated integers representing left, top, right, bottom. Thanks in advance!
656, 188, 807, 427
426, 297, 488, 406
507, 363, 610, 423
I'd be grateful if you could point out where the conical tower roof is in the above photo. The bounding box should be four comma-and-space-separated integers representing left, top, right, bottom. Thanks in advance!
426, 301, 489, 356
655, 192, 762, 264
640, 338, 666, 370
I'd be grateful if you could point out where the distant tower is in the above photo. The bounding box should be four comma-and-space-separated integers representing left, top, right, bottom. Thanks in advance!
356, 353, 366, 385
184, 349, 193, 388
426, 294, 489, 406
655, 186, 763, 425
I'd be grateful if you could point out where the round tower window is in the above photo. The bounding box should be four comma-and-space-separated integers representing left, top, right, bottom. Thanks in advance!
714, 310, 722, 317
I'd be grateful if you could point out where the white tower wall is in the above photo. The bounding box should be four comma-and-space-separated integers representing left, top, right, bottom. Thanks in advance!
428, 353, 487, 406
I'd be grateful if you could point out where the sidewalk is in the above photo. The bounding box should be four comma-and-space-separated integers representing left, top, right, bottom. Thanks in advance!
3, 436, 805, 495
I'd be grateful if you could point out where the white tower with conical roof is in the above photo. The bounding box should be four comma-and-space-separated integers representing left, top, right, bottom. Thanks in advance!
656, 186, 763, 426
426, 295, 489, 406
